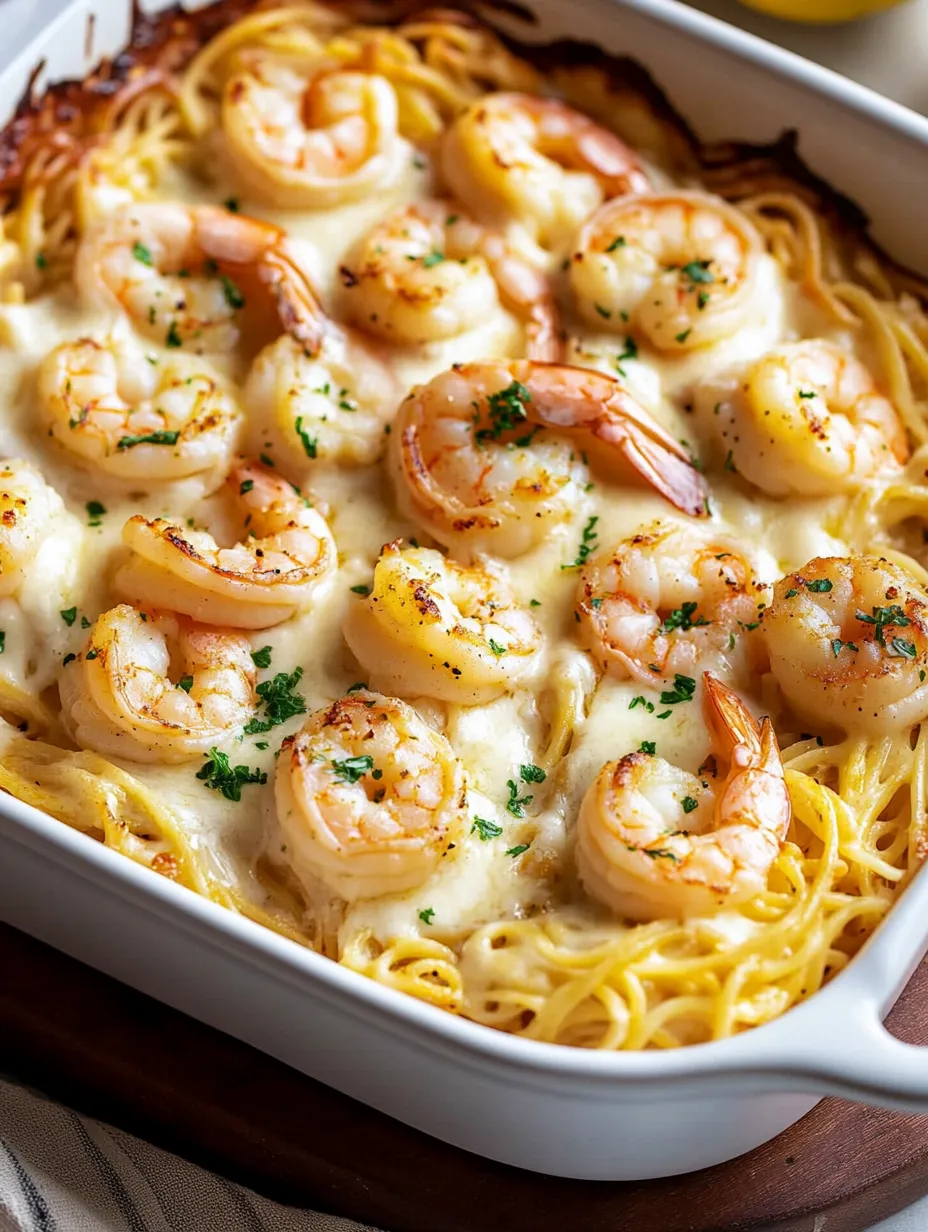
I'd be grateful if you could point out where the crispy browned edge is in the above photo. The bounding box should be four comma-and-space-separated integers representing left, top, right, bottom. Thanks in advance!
0, 0, 923, 300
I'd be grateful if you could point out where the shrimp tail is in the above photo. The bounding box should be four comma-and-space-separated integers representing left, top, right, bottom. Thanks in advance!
608, 420, 708, 518
703, 672, 761, 755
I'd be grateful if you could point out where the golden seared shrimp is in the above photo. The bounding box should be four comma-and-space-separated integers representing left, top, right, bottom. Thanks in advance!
763, 555, 928, 734
222, 55, 408, 208
442, 92, 650, 247
0, 460, 67, 597
38, 336, 242, 486
75, 202, 323, 354
577, 673, 790, 921
577, 522, 766, 687
275, 691, 466, 902
707, 340, 908, 497
244, 332, 399, 469
391, 360, 707, 558
59, 605, 257, 764
569, 192, 766, 352
115, 460, 337, 629
339, 201, 559, 359
343, 542, 542, 704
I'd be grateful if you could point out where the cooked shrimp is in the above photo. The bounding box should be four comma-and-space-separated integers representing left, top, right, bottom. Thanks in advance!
244, 332, 399, 469
275, 691, 466, 901
391, 360, 707, 558
0, 459, 67, 597
75, 202, 323, 354
115, 460, 337, 629
344, 542, 542, 704
763, 555, 928, 733
442, 92, 649, 247
577, 522, 766, 687
569, 192, 766, 352
222, 55, 408, 208
577, 673, 790, 921
59, 605, 257, 763
706, 340, 909, 496
38, 335, 242, 486
338, 201, 559, 359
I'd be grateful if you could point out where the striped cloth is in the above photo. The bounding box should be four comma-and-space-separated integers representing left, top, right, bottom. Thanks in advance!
0, 1080, 378, 1232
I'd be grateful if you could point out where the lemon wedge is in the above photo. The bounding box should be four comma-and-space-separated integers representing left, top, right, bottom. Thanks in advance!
737, 0, 902, 20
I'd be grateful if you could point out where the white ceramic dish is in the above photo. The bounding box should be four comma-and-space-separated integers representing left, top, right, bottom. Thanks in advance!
4, 0, 928, 1183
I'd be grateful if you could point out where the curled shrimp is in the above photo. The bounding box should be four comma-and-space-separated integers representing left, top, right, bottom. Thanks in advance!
577, 522, 767, 687
442, 92, 650, 247
275, 691, 466, 902
577, 673, 790, 921
343, 541, 543, 704
0, 459, 69, 597
704, 340, 909, 496
338, 201, 559, 359
114, 460, 337, 629
222, 55, 409, 208
59, 605, 257, 763
38, 335, 242, 486
391, 360, 707, 558
763, 555, 928, 734
244, 332, 399, 470
75, 202, 323, 354
569, 192, 767, 352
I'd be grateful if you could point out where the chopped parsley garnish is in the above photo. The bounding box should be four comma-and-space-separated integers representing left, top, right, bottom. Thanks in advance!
132, 242, 153, 266
697, 291, 710, 310
196, 747, 267, 801
62, 652, 75, 666
888, 637, 917, 659
661, 602, 708, 633
80, 616, 91, 629
472, 816, 503, 841
723, 450, 736, 472
177, 675, 194, 693
446, 214, 459, 226
675, 329, 692, 344
419, 907, 435, 924
86, 500, 106, 526
785, 588, 799, 599
804, 578, 833, 593
294, 416, 318, 459
220, 274, 245, 308
529, 598, 541, 607
520, 763, 546, 784
856, 604, 910, 647
629, 695, 655, 713
85, 650, 98, 660
60, 607, 77, 627
679, 259, 713, 286
165, 321, 183, 348
639, 740, 656, 755
831, 639, 859, 658
0, 631, 5, 654
615, 335, 638, 377
561, 516, 599, 571
239, 479, 254, 495
605, 235, 627, 252
798, 389, 817, 399
488, 637, 507, 656
506, 777, 533, 818
643, 848, 679, 862
659, 673, 696, 706
346, 682, 368, 693
421, 251, 445, 268
681, 796, 698, 814
506, 844, 531, 858
35, 252, 46, 270
594, 303, 611, 319
224, 197, 240, 213
259, 453, 275, 467
243, 666, 306, 734
475, 380, 531, 443
251, 645, 272, 669
331, 754, 374, 783
117, 430, 180, 450
351, 583, 372, 596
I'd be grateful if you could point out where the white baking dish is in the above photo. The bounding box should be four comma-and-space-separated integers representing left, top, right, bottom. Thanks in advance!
4, 0, 928, 1183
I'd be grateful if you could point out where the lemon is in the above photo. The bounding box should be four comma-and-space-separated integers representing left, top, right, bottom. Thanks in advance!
737, 0, 903, 20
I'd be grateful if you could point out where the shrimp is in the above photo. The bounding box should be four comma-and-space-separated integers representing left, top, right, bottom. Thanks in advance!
114, 460, 337, 629
222, 55, 409, 208
38, 335, 242, 486
75, 202, 323, 355
275, 691, 466, 902
569, 192, 767, 352
343, 541, 542, 704
390, 360, 707, 558
442, 92, 650, 247
762, 555, 928, 734
577, 522, 767, 687
338, 201, 559, 359
0, 459, 67, 597
577, 673, 790, 921
243, 331, 400, 469
704, 340, 909, 496
59, 604, 257, 764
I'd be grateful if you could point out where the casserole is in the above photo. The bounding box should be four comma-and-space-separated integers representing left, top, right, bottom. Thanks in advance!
3, 0, 928, 1182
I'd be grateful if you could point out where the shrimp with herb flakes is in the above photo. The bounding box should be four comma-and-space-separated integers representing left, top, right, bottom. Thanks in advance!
38, 335, 242, 487
343, 542, 542, 704
75, 202, 323, 355
577, 522, 766, 687
275, 691, 466, 902
442, 92, 650, 248
569, 192, 767, 352
577, 673, 790, 921
59, 604, 257, 763
115, 459, 336, 629
391, 360, 707, 559
0, 460, 71, 597
703, 339, 908, 496
338, 201, 559, 358
763, 555, 928, 733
